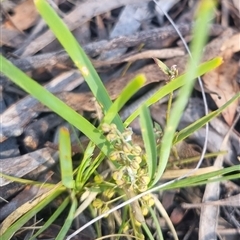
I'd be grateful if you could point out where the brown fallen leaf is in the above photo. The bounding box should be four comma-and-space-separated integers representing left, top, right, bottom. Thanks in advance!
202, 29, 236, 62
220, 33, 240, 59
203, 32, 240, 125
3, 0, 39, 31
203, 59, 239, 125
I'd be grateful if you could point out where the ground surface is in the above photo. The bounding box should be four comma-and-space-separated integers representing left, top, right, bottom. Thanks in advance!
0, 0, 240, 239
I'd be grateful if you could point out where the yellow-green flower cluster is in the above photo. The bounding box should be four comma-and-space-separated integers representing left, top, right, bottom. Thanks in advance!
101, 123, 150, 192
92, 198, 110, 217
140, 194, 155, 216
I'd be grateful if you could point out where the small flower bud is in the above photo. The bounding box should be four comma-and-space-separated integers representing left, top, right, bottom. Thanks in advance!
94, 175, 103, 184
122, 144, 132, 153
147, 197, 155, 207
101, 123, 111, 133
134, 219, 142, 227
131, 145, 142, 155
103, 188, 115, 199
136, 233, 145, 240
141, 205, 149, 216
131, 161, 140, 170
106, 133, 117, 142
114, 142, 123, 150
122, 224, 129, 233
138, 185, 148, 192
115, 179, 125, 186
138, 168, 148, 175
133, 156, 142, 164
101, 205, 110, 217
141, 194, 151, 201
112, 170, 123, 181
109, 151, 120, 161
112, 171, 118, 181
110, 123, 117, 131
92, 198, 103, 209
139, 176, 150, 185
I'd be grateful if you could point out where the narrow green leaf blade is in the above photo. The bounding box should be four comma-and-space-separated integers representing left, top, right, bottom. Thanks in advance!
59, 127, 74, 189
139, 105, 157, 181
56, 194, 78, 240
30, 197, 70, 240
162, 165, 240, 190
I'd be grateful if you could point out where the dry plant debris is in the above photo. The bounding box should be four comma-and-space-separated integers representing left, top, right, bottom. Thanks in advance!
0, 0, 240, 239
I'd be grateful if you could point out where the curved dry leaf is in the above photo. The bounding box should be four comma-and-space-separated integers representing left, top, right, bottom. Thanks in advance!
3, 0, 39, 31
202, 29, 236, 62
203, 33, 240, 126
220, 33, 240, 59
203, 59, 239, 125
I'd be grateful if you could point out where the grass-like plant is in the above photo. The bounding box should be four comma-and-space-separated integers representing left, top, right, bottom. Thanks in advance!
0, 0, 239, 239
